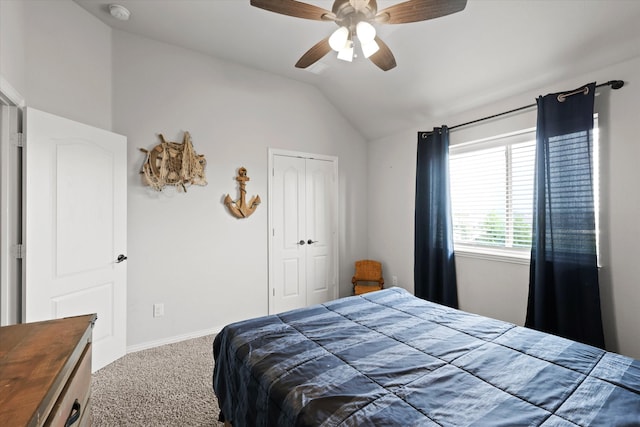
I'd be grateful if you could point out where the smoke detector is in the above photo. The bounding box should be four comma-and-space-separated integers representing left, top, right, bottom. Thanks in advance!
109, 4, 130, 21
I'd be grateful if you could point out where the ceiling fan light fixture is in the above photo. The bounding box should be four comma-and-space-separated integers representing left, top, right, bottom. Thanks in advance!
329, 26, 350, 51
337, 40, 354, 62
251, 0, 468, 72
356, 21, 376, 44
361, 39, 380, 58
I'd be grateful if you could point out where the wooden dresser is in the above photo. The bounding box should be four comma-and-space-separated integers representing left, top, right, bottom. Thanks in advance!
0, 314, 97, 427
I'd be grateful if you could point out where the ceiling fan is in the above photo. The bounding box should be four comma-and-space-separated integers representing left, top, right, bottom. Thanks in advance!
250, 0, 467, 71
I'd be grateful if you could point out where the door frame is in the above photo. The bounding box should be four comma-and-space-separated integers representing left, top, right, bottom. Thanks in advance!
267, 148, 339, 314
0, 74, 24, 326
0, 75, 25, 108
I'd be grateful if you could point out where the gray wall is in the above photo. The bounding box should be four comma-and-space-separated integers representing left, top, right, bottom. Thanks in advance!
0, 0, 25, 100
0, 0, 112, 130
112, 31, 369, 348
368, 56, 640, 359
2, 0, 639, 359
0, 0, 369, 350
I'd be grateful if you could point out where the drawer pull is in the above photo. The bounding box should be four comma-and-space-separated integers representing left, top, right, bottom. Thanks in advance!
64, 399, 81, 427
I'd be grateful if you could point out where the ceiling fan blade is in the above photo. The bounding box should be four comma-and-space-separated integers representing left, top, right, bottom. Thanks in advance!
295, 37, 332, 69
369, 37, 396, 71
375, 0, 467, 24
250, 0, 336, 21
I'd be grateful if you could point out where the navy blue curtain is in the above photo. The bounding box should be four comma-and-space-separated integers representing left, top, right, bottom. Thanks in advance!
525, 82, 605, 348
414, 128, 458, 308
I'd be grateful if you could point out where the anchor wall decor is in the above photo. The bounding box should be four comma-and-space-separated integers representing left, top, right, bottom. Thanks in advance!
224, 167, 261, 218
139, 131, 207, 192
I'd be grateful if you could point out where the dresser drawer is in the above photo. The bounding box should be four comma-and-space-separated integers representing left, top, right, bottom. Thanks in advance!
44, 343, 92, 427
79, 398, 92, 427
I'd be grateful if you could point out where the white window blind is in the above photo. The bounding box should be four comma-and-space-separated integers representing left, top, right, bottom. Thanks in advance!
450, 130, 535, 252
450, 119, 598, 257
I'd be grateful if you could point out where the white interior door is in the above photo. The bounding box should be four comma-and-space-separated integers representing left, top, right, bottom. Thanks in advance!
270, 151, 338, 314
24, 108, 127, 372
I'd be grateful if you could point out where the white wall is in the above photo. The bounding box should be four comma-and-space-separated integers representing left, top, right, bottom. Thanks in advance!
112, 31, 369, 348
24, 0, 112, 129
0, 0, 26, 99
367, 128, 416, 292
368, 55, 640, 359
1, 1, 368, 349
0, 0, 114, 328
4, 0, 639, 359
0, 0, 111, 129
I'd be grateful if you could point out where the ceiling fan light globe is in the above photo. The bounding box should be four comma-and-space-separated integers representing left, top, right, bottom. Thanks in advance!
361, 40, 380, 58
356, 21, 376, 44
329, 26, 349, 51
337, 41, 354, 62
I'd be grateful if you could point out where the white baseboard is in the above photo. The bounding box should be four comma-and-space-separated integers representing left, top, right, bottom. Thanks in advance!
126, 325, 224, 354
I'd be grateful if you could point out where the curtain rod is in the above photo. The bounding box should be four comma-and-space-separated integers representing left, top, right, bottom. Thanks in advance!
435, 80, 625, 132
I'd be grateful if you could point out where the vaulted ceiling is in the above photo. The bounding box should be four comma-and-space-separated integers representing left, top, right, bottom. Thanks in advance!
74, 0, 640, 140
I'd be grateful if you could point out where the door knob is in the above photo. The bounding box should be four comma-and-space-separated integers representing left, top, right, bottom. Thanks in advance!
298, 240, 306, 245
307, 240, 318, 245
116, 254, 128, 263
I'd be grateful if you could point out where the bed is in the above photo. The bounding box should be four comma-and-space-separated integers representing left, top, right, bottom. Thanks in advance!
213, 287, 640, 426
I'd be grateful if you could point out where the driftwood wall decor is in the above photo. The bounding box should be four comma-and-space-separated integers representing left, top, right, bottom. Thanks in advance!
140, 131, 207, 192
224, 167, 261, 218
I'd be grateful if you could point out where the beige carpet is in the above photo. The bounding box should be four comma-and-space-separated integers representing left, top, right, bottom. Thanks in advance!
91, 334, 224, 426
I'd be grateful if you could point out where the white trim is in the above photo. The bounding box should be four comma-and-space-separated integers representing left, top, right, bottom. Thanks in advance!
0, 76, 23, 326
450, 126, 536, 154
0, 75, 25, 108
125, 325, 223, 354
0, 106, 19, 325
455, 245, 530, 265
268, 148, 338, 163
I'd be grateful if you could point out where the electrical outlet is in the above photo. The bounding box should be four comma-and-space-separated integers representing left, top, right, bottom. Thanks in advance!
153, 303, 164, 317
392, 276, 398, 286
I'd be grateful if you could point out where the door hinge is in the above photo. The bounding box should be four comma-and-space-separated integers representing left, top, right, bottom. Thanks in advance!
11, 132, 24, 147
272, 288, 275, 297
12, 244, 24, 259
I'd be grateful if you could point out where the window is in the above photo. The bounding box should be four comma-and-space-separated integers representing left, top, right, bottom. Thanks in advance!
449, 120, 599, 259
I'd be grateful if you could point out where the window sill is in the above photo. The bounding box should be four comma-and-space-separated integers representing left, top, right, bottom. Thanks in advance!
454, 245, 531, 265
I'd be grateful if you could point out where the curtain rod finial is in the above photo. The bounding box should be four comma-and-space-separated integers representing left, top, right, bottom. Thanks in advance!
610, 80, 624, 89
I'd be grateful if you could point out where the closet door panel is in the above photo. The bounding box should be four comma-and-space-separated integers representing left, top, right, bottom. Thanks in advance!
272, 155, 306, 313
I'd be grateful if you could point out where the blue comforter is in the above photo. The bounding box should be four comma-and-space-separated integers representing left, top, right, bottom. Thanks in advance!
213, 287, 640, 426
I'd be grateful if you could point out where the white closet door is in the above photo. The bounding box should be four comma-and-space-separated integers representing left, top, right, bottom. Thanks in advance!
24, 108, 127, 371
270, 151, 338, 314
272, 155, 307, 313
305, 158, 336, 306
